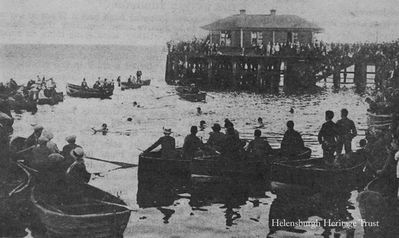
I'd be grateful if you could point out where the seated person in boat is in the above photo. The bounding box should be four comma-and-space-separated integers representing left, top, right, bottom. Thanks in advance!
93, 79, 101, 89
336, 109, 357, 155
42, 130, 60, 154
127, 75, 133, 84
0, 82, 6, 93
247, 129, 273, 161
189, 84, 199, 94
136, 70, 142, 83
31, 136, 52, 170
224, 119, 239, 139
337, 139, 371, 169
222, 127, 244, 160
255, 117, 264, 128
183, 126, 203, 159
144, 128, 176, 159
281, 120, 305, 157
25, 124, 44, 148
206, 123, 225, 152
66, 147, 91, 183
318, 110, 340, 162
62, 135, 82, 159
81, 78, 89, 90
196, 107, 202, 115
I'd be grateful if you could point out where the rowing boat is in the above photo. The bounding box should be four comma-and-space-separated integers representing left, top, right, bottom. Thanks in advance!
66, 83, 114, 98
37, 92, 64, 105
31, 183, 131, 238
178, 92, 206, 102
271, 158, 366, 191
271, 147, 312, 162
138, 150, 191, 176
120, 82, 142, 90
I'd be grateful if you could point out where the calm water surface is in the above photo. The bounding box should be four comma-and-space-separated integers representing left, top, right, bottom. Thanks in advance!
1, 44, 372, 237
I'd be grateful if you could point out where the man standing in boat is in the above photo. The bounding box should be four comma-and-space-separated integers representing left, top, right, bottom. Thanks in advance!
336, 108, 357, 155
318, 110, 340, 162
144, 128, 176, 159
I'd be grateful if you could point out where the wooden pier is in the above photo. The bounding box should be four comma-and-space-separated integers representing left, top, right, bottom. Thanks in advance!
165, 50, 379, 94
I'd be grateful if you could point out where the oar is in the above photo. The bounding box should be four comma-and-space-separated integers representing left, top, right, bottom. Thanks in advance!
85, 156, 137, 168
206, 93, 215, 99
93, 199, 138, 211
16, 145, 35, 154
156, 94, 177, 100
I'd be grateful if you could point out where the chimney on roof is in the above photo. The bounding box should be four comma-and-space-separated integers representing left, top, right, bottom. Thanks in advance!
270, 9, 276, 16
239, 9, 246, 15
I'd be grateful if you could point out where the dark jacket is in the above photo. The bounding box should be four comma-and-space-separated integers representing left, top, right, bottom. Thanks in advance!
66, 161, 91, 183
145, 135, 176, 159
62, 143, 81, 157
336, 117, 357, 141
183, 134, 202, 159
247, 137, 273, 159
318, 121, 339, 146
281, 129, 305, 155
207, 131, 226, 151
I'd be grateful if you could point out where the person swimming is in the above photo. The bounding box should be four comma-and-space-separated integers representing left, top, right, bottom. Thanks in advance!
92, 123, 109, 135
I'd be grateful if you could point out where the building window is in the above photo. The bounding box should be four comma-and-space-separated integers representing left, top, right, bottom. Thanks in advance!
251, 32, 263, 46
220, 31, 231, 47
292, 32, 298, 43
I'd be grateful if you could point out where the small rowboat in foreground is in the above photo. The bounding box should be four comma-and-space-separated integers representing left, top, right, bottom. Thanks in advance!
66, 83, 114, 98
366, 112, 393, 129
271, 158, 366, 191
31, 183, 131, 238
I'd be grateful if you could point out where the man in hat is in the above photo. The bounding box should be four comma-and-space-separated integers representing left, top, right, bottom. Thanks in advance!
62, 135, 81, 157
183, 126, 203, 160
31, 136, 52, 170
224, 119, 239, 139
42, 130, 60, 153
206, 123, 225, 152
25, 125, 44, 148
144, 128, 176, 159
66, 147, 91, 183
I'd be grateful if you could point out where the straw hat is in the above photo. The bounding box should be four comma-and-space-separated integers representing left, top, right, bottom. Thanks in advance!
65, 135, 76, 143
163, 128, 172, 135
33, 124, 44, 132
42, 130, 54, 141
38, 136, 49, 144
70, 147, 84, 160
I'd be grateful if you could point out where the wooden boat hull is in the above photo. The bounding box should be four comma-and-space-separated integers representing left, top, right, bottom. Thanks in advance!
178, 92, 206, 102
271, 158, 366, 191
138, 150, 191, 176
66, 83, 113, 98
37, 92, 64, 105
120, 82, 141, 90
31, 183, 131, 238
140, 79, 151, 86
191, 154, 270, 179
271, 147, 312, 162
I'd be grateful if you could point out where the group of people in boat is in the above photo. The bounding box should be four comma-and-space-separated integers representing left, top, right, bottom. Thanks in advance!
123, 70, 143, 86
25, 76, 58, 101
82, 77, 115, 91
143, 118, 306, 163
22, 125, 90, 184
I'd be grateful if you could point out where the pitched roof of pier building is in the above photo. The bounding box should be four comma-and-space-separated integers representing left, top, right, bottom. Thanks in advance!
201, 9, 323, 33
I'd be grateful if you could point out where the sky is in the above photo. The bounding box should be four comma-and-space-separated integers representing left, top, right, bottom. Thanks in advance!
0, 0, 399, 45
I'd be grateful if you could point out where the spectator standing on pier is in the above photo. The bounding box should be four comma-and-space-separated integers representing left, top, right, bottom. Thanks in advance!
336, 109, 357, 154
318, 110, 339, 162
